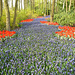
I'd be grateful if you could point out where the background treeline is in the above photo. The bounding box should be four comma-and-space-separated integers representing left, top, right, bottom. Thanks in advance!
0, 0, 75, 31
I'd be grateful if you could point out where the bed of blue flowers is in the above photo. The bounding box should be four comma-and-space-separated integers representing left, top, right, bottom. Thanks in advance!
0, 15, 75, 75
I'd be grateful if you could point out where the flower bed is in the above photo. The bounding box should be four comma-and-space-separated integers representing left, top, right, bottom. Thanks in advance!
21, 19, 34, 22
37, 16, 43, 18
45, 18, 49, 20
55, 26, 75, 39
40, 21, 59, 26
0, 19, 75, 75
0, 30, 16, 41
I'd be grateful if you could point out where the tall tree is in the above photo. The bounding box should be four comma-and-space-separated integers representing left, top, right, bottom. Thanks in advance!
55, 0, 57, 13
57, 0, 59, 12
0, 0, 2, 18
21, 0, 22, 9
26, 0, 28, 9
39, 0, 40, 14
50, 0, 55, 22
44, 0, 47, 17
11, 0, 13, 9
24, 0, 25, 11
33, 0, 35, 13
4, 0, 10, 31
47, 0, 48, 15
31, 0, 32, 10
74, 0, 75, 12
18, 0, 20, 11
12, 0, 18, 29
69, 0, 72, 11
50, 0, 51, 11
42, 0, 43, 11
63, 0, 65, 10
66, 0, 67, 13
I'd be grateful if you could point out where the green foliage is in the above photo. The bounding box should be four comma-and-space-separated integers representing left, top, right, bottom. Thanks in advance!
0, 10, 6, 31
53, 11, 75, 26
0, 8, 39, 31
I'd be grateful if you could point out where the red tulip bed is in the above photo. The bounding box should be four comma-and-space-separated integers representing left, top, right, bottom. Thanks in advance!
40, 21, 59, 25
21, 19, 34, 22
55, 26, 75, 39
0, 30, 16, 41
37, 16, 43, 18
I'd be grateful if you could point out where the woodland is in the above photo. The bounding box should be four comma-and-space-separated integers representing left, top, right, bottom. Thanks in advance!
0, 0, 75, 31
0, 0, 75, 75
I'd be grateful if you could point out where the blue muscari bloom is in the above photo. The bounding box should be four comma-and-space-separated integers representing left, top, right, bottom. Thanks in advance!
0, 15, 75, 74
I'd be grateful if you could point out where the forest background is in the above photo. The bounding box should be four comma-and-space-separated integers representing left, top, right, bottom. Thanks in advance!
0, 0, 75, 31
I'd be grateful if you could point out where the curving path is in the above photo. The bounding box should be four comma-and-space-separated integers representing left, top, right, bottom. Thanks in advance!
0, 15, 75, 75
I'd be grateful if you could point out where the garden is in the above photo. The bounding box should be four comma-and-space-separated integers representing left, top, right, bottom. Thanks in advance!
0, 0, 75, 75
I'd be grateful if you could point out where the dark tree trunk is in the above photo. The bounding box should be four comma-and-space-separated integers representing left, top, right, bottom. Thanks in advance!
0, 0, 2, 18
4, 0, 10, 31
50, 0, 55, 22
13, 0, 18, 29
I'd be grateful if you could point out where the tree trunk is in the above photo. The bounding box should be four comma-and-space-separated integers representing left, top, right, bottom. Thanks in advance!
33, 0, 35, 13
55, 0, 57, 13
24, 0, 26, 12
50, 0, 51, 11
18, 0, 20, 12
13, 0, 18, 29
24, 0, 27, 12
50, 0, 55, 22
42, 0, 43, 10
0, 0, 2, 18
39, 0, 40, 14
44, 0, 47, 17
63, 0, 65, 10
74, 0, 75, 12
69, 0, 72, 11
11, 0, 13, 9
26, 0, 27, 9
42, 0, 44, 15
21, 0, 22, 9
4, 0, 10, 31
31, 0, 32, 10
66, 0, 67, 13
47, 0, 48, 15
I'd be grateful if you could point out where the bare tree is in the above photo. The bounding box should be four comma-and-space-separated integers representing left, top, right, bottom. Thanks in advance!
44, 0, 47, 17
69, 0, 72, 11
74, 0, 75, 12
24, 0, 25, 11
11, 0, 13, 9
4, 0, 10, 31
47, 0, 48, 15
31, 0, 32, 10
42, 0, 43, 10
12, 0, 18, 29
18, 0, 20, 11
33, 0, 35, 13
21, 0, 22, 9
50, 0, 51, 11
55, 0, 57, 13
63, 0, 65, 10
50, 0, 55, 22
66, 0, 67, 13
0, 0, 2, 18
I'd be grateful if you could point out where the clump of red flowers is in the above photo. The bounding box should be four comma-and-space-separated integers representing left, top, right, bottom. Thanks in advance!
21, 19, 34, 22
40, 21, 59, 25
0, 30, 16, 40
55, 26, 75, 39
37, 16, 43, 18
